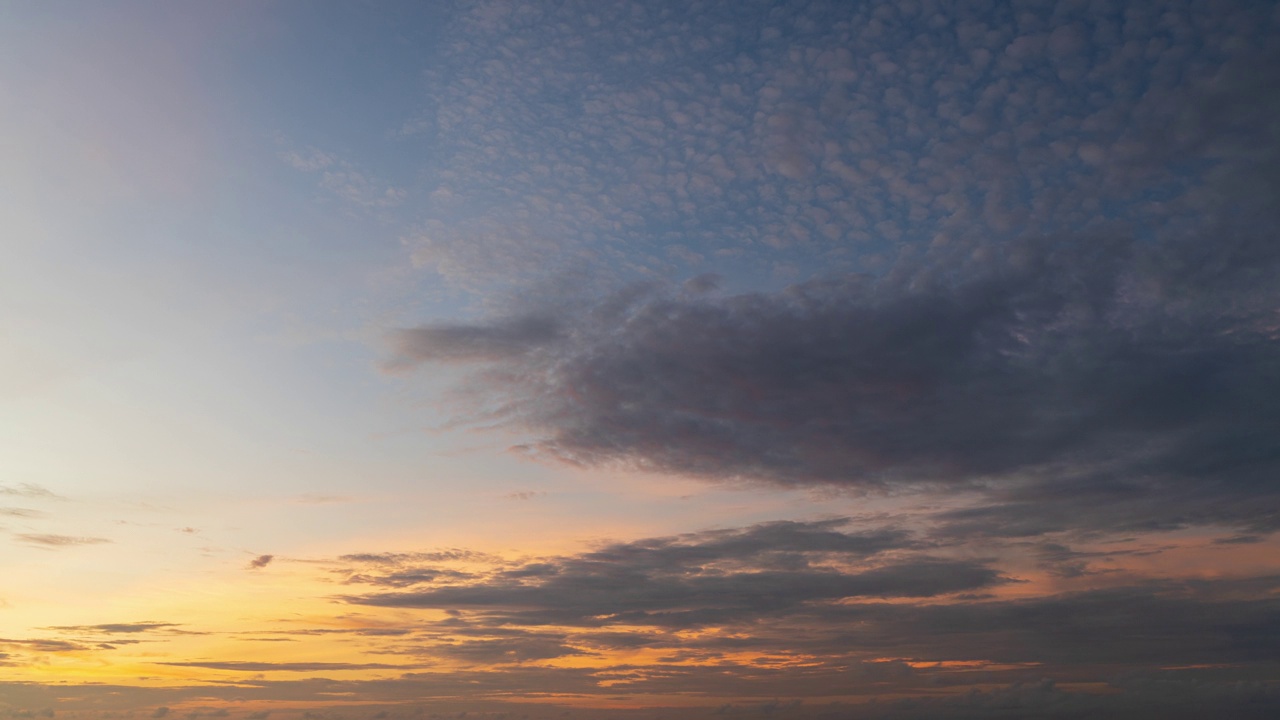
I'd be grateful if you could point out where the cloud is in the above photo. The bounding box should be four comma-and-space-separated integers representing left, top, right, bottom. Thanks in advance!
0, 484, 58, 499
427, 635, 586, 664
343, 520, 1000, 627
247, 555, 274, 569
280, 146, 406, 209
385, 315, 561, 367
15, 534, 110, 548
352, 556, 1003, 624
3, 632, 1280, 719
341, 567, 472, 589
348, 573, 1280, 695
154, 661, 420, 673
503, 490, 546, 501
826, 577, 1280, 667
0, 637, 88, 653
337, 549, 496, 565
17, 573, 1277, 712
235, 625, 416, 640
0, 508, 47, 518
862, 677, 1280, 720
394, 219, 1280, 537
397, 0, 1279, 303
47, 622, 188, 635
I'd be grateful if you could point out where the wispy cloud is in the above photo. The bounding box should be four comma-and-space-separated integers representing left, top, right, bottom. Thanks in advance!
15, 534, 110, 548
0, 508, 47, 519
46, 622, 192, 635
0, 484, 59, 500
0, 637, 89, 653
154, 660, 420, 672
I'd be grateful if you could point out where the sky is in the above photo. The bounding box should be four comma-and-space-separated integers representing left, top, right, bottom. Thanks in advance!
1, 0, 1279, 718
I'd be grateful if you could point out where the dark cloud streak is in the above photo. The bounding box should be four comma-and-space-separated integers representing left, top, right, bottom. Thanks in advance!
343, 520, 1001, 626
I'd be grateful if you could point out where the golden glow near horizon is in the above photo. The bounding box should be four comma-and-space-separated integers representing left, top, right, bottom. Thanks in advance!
5, 515, 1279, 694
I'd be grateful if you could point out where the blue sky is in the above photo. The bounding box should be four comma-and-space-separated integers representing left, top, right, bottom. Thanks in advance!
2, 1, 1280, 718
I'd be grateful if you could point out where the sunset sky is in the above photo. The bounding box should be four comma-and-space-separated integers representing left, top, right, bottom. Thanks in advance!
2, 1, 1279, 718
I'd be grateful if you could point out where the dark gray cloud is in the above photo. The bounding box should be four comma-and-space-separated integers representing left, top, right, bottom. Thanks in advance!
425, 635, 586, 664
396, 215, 1280, 537
2, 657, 1278, 720
343, 520, 1000, 626
821, 577, 1280, 667
856, 677, 1280, 720
344, 573, 1280, 703
352, 557, 1003, 626
154, 661, 419, 673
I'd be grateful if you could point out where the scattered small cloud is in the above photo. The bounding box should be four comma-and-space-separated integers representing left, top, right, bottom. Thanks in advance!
247, 555, 274, 570
280, 146, 407, 209
0, 508, 47, 519
503, 491, 545, 501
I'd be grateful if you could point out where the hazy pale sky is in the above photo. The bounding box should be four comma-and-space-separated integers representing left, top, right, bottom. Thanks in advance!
2, 1, 1280, 718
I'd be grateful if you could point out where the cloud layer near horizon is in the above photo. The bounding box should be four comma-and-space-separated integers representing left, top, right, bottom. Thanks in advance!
5, 518, 1279, 719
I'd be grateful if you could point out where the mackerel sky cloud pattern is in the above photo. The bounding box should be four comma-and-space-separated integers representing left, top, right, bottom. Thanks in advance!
404, 0, 1279, 293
